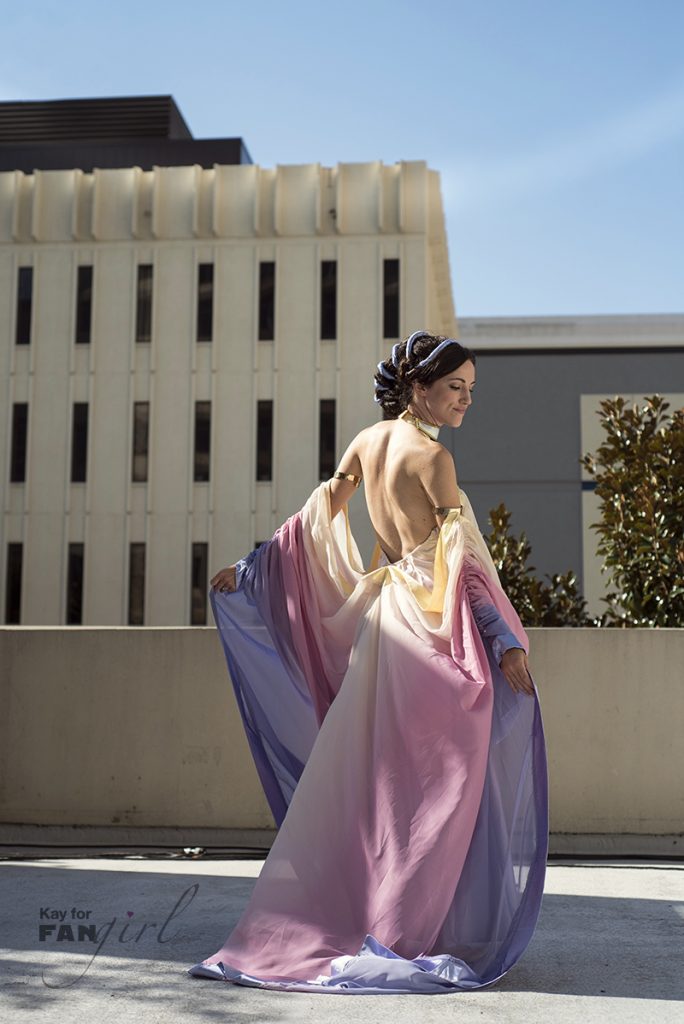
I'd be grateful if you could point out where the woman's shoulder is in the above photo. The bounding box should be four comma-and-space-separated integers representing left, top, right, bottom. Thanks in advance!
353, 419, 394, 449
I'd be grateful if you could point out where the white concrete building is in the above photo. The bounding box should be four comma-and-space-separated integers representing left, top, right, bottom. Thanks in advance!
0, 97, 457, 626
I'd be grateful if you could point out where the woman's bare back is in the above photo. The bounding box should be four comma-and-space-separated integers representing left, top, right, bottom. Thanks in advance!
353, 419, 461, 564
211, 417, 462, 591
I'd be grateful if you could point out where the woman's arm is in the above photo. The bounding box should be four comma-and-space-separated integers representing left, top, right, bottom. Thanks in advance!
211, 565, 237, 593
463, 560, 534, 695
329, 436, 364, 520
420, 446, 462, 519
422, 447, 534, 696
211, 544, 261, 594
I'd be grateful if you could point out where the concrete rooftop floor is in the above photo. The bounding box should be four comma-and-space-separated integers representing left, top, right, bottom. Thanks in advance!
1, 854, 683, 1024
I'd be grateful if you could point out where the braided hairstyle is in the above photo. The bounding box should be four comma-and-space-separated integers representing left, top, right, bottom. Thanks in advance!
373, 331, 477, 418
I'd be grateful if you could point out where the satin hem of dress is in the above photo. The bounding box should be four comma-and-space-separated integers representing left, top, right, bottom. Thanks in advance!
186, 932, 505, 994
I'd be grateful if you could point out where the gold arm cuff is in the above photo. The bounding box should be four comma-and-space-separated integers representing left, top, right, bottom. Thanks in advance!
433, 504, 463, 516
333, 470, 362, 487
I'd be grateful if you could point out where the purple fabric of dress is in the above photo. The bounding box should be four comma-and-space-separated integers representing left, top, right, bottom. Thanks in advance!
187, 480, 549, 993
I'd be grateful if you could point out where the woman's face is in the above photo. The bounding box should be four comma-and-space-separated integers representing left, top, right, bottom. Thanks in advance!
412, 359, 476, 428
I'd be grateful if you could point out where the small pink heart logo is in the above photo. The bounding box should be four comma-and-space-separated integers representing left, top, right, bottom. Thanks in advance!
126, 911, 134, 917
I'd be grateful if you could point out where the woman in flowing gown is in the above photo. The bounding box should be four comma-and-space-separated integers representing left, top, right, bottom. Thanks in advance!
187, 330, 549, 994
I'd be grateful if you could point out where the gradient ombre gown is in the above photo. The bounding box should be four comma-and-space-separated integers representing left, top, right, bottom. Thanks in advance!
187, 479, 549, 994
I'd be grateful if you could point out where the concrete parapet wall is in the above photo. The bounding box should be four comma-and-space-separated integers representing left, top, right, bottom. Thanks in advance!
1, 626, 682, 856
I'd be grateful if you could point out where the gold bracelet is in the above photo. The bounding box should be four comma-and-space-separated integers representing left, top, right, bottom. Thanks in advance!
333, 471, 362, 487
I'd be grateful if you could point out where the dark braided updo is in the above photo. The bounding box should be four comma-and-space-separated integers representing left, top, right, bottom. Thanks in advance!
373, 331, 477, 418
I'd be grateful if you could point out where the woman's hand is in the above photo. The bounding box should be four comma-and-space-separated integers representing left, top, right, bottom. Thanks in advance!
499, 648, 535, 696
210, 565, 237, 593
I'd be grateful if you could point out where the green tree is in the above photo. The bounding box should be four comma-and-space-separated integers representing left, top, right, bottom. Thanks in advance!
580, 395, 684, 627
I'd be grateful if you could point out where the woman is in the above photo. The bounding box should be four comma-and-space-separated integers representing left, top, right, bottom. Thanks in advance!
188, 330, 549, 994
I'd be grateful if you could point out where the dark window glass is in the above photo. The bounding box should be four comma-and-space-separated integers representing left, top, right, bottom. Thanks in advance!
194, 401, 211, 482
15, 267, 33, 345
10, 403, 28, 483
132, 402, 149, 482
5, 542, 22, 624
197, 263, 213, 342
75, 265, 93, 344
319, 399, 336, 480
128, 543, 145, 625
71, 403, 88, 483
383, 258, 400, 339
66, 542, 84, 625
258, 261, 275, 340
136, 264, 153, 344
191, 542, 208, 625
256, 400, 273, 481
320, 260, 337, 340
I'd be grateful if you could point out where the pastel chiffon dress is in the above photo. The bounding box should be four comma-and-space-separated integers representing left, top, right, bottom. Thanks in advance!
187, 479, 549, 994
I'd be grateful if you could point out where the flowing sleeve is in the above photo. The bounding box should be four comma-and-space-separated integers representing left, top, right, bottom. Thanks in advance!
462, 558, 526, 666
233, 545, 259, 587
208, 481, 365, 827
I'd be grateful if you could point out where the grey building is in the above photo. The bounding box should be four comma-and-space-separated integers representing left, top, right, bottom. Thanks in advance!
452, 314, 684, 616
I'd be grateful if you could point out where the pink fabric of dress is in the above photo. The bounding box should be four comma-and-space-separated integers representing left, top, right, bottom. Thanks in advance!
188, 480, 549, 993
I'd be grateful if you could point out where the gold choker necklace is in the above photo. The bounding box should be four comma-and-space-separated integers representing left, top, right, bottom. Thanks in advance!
399, 409, 440, 441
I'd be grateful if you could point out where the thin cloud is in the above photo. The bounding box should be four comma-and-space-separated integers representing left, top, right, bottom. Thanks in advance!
443, 76, 684, 212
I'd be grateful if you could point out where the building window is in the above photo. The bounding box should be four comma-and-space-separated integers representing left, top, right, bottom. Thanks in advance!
10, 403, 28, 483
191, 542, 208, 625
136, 264, 153, 344
132, 402, 149, 482
256, 400, 273, 481
5, 542, 22, 624
71, 403, 88, 483
75, 265, 93, 344
319, 399, 336, 480
66, 542, 84, 625
258, 261, 275, 340
15, 266, 32, 346
383, 258, 400, 339
194, 401, 211, 482
197, 263, 213, 342
128, 543, 145, 625
320, 260, 337, 340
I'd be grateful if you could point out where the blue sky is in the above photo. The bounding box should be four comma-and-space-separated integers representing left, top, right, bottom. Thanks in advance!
2, 0, 682, 317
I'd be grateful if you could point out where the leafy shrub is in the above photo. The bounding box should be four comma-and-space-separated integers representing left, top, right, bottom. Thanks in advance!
580, 395, 684, 627
483, 394, 684, 628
